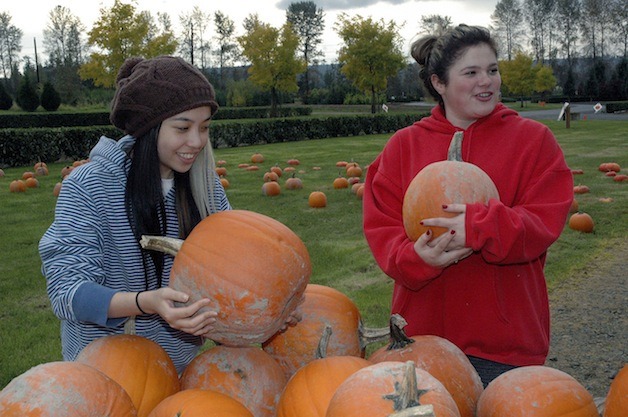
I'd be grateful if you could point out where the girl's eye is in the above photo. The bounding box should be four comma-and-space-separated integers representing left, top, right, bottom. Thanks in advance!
176, 126, 189, 132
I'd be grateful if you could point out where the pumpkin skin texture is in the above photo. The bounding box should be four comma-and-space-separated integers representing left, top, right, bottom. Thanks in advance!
276, 355, 371, 417
476, 365, 598, 417
180, 345, 287, 417
309, 191, 327, 208
0, 361, 137, 416
603, 364, 628, 417
568, 212, 595, 233
75, 334, 179, 417
403, 131, 499, 240
148, 388, 253, 417
263, 284, 365, 379
368, 320, 483, 417
326, 361, 460, 417
170, 209, 311, 346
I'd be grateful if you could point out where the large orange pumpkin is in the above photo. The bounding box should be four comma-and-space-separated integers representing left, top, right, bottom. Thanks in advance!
476, 365, 598, 417
403, 131, 499, 240
326, 360, 460, 417
262, 284, 366, 379
180, 345, 287, 417
276, 355, 372, 417
148, 388, 253, 417
568, 212, 595, 233
0, 361, 137, 416
368, 314, 483, 417
141, 209, 311, 346
75, 334, 179, 417
603, 364, 628, 417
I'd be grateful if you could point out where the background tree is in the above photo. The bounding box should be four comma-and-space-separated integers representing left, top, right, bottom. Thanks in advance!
16, 72, 39, 111
78, 0, 177, 88
553, 0, 580, 67
580, 0, 611, 59
179, 6, 212, 68
0, 12, 23, 87
534, 64, 557, 99
524, 0, 555, 63
214, 11, 240, 81
609, 0, 627, 58
418, 14, 453, 36
43, 6, 86, 67
490, 0, 525, 60
238, 20, 305, 116
500, 52, 537, 106
40, 81, 61, 111
286, 1, 325, 103
335, 14, 406, 113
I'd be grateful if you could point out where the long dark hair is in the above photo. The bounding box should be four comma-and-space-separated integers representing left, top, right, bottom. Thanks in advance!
411, 24, 498, 106
125, 126, 201, 290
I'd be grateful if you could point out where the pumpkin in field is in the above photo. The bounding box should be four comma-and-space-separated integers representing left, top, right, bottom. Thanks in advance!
215, 166, 227, 177
148, 389, 253, 417
308, 191, 327, 208
614, 174, 628, 182
21, 171, 35, 180
262, 284, 369, 379
251, 153, 264, 163
75, 334, 179, 417
220, 177, 230, 189
24, 177, 39, 188
287, 158, 300, 166
476, 365, 598, 417
573, 185, 590, 194
0, 361, 137, 416
285, 174, 303, 190
403, 131, 499, 240
346, 164, 363, 178
368, 314, 483, 417
263, 171, 279, 182
569, 198, 579, 213
262, 181, 281, 196
9, 180, 26, 193
326, 360, 460, 417
180, 345, 287, 417
333, 176, 349, 189
568, 212, 594, 233
140, 210, 310, 346
276, 355, 372, 417
603, 364, 628, 417
270, 165, 283, 177
598, 162, 621, 173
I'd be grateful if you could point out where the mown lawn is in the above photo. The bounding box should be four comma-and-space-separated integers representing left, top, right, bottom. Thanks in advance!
0, 118, 625, 387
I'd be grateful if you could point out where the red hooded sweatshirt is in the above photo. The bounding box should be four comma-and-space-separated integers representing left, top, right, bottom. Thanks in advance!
363, 103, 573, 366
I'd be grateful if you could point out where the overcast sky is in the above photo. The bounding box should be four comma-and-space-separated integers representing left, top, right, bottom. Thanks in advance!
9, 0, 498, 63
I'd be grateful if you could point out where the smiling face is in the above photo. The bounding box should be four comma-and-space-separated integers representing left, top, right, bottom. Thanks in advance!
431, 43, 501, 129
157, 106, 213, 179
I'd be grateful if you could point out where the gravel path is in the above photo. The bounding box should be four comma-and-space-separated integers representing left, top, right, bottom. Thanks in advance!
545, 243, 627, 404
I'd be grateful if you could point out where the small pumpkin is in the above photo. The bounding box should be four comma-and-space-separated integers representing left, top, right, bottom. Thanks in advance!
613, 174, 627, 182
287, 158, 300, 166
263, 171, 279, 182
573, 185, 590, 194
215, 166, 227, 177
0, 361, 137, 416
403, 131, 499, 240
276, 355, 372, 417
476, 366, 598, 417
598, 162, 621, 172
148, 389, 253, 417
270, 165, 283, 177
346, 165, 363, 178
251, 153, 264, 163
262, 181, 281, 196
220, 177, 230, 189
140, 210, 311, 346
9, 180, 26, 193
326, 360, 460, 417
24, 177, 39, 188
603, 364, 628, 417
309, 191, 327, 208
180, 345, 287, 417
568, 212, 594, 233
285, 174, 303, 190
333, 176, 349, 189
368, 314, 483, 417
75, 334, 180, 417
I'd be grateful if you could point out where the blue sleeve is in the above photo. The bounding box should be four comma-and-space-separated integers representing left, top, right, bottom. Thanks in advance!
73, 282, 125, 327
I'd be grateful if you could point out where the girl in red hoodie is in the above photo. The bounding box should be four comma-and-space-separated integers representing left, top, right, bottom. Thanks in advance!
363, 24, 573, 386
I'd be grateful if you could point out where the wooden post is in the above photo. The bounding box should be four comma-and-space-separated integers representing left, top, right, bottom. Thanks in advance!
565, 103, 571, 129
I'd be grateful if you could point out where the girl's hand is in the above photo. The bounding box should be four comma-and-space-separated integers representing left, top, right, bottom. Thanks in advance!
414, 203, 473, 268
143, 287, 218, 337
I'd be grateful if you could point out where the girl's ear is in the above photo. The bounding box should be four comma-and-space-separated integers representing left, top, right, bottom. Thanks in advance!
430, 74, 446, 95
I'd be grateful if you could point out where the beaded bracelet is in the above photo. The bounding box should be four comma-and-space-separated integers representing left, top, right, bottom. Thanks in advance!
135, 291, 148, 315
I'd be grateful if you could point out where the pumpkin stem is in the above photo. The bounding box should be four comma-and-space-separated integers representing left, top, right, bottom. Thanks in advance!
315, 324, 333, 359
124, 316, 136, 335
358, 320, 391, 351
140, 235, 183, 256
447, 131, 464, 162
387, 313, 416, 350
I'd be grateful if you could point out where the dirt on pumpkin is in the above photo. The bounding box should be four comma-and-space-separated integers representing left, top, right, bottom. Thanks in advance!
545, 242, 627, 403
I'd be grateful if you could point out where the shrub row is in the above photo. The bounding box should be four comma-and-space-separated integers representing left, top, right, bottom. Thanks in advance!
0, 106, 313, 129
605, 102, 628, 113
0, 112, 426, 168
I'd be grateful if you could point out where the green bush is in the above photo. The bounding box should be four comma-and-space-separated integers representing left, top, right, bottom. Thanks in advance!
41, 82, 61, 111
605, 102, 628, 113
16, 74, 40, 112
0, 83, 12, 110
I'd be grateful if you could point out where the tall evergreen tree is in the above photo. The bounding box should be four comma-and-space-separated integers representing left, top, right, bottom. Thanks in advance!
16, 73, 39, 112
0, 81, 12, 110
41, 81, 61, 111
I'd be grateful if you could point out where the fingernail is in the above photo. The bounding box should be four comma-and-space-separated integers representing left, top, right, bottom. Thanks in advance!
442, 204, 448, 209
419, 221, 424, 225
450, 230, 456, 235
426, 229, 431, 236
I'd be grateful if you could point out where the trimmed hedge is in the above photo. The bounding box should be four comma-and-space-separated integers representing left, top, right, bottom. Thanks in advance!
0, 106, 313, 128
605, 102, 628, 113
0, 112, 427, 167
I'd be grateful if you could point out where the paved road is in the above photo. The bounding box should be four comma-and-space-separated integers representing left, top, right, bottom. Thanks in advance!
521, 102, 628, 122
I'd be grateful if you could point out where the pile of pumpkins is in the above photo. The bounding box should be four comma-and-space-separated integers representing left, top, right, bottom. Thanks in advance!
1, 209, 626, 417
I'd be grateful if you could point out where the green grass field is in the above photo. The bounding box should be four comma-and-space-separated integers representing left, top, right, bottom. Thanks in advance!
0, 118, 626, 387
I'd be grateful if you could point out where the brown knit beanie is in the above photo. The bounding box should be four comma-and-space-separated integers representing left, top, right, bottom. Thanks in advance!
110, 56, 218, 138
